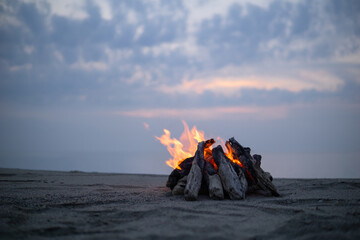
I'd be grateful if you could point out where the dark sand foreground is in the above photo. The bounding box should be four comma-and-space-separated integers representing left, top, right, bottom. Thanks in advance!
0, 168, 359, 239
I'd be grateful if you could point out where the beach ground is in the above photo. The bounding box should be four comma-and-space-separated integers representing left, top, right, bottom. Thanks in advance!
0, 168, 359, 239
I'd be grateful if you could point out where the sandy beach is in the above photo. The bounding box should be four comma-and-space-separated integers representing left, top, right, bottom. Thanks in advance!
0, 168, 359, 239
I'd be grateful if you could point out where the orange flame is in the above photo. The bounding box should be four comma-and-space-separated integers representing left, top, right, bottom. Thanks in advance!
225, 145, 245, 168
225, 142, 255, 182
156, 121, 248, 174
155, 121, 205, 169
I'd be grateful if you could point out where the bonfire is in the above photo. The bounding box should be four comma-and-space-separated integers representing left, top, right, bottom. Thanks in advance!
156, 121, 279, 201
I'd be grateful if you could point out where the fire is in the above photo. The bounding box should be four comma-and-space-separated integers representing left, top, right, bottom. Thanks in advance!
155, 121, 205, 169
225, 141, 254, 182
156, 121, 245, 173
225, 145, 245, 168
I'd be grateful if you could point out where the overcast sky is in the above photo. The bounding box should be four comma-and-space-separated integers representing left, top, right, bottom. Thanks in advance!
0, 0, 359, 177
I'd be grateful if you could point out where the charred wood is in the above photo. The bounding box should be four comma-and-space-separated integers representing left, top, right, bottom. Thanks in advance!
227, 138, 279, 197
178, 156, 194, 176
166, 157, 193, 190
184, 142, 205, 201
265, 172, 273, 182
252, 154, 272, 181
204, 138, 215, 148
212, 145, 246, 200
226, 139, 256, 184
253, 154, 262, 168
172, 176, 187, 195
227, 161, 248, 194
166, 169, 181, 190
204, 161, 224, 200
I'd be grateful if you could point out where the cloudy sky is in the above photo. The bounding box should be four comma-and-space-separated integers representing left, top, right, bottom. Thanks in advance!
0, 0, 359, 177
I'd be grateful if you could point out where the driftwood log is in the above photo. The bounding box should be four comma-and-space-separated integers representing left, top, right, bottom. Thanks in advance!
203, 139, 224, 200
227, 137, 279, 196
212, 145, 246, 200
229, 162, 248, 195
172, 176, 187, 195
253, 154, 273, 181
165, 137, 279, 200
167, 138, 216, 192
166, 157, 193, 190
203, 161, 224, 200
184, 141, 205, 201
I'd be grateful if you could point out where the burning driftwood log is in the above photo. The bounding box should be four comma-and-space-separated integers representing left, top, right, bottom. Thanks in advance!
165, 137, 279, 201
166, 157, 193, 190
202, 139, 224, 200
226, 137, 279, 196
212, 145, 246, 200
184, 141, 205, 200
203, 161, 224, 200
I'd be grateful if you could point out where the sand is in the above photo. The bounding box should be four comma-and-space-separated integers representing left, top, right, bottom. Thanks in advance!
0, 168, 359, 239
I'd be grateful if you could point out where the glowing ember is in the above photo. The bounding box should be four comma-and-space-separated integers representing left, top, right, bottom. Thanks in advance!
225, 141, 255, 181
225, 144, 245, 168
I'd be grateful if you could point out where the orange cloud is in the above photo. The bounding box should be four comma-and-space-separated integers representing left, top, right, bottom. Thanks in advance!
115, 105, 287, 120
157, 70, 343, 95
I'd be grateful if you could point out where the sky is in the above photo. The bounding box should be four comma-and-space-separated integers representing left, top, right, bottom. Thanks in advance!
0, 0, 359, 177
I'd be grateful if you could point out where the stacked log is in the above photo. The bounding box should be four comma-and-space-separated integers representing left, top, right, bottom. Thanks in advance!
203, 161, 224, 200
212, 145, 246, 200
226, 137, 279, 196
184, 142, 205, 201
166, 137, 279, 201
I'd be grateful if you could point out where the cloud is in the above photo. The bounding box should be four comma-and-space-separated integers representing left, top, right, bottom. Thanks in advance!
70, 58, 108, 71
184, 0, 295, 32
0, 0, 358, 111
157, 70, 343, 96
10, 63, 32, 72
333, 50, 360, 65
24, 45, 34, 54
0, 0, 360, 178
54, 50, 64, 62
115, 105, 287, 120
24, 0, 89, 21
133, 25, 144, 41
92, 0, 112, 20
195, 0, 360, 67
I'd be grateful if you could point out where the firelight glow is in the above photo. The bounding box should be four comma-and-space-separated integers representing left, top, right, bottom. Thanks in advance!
155, 121, 205, 169
156, 121, 248, 170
